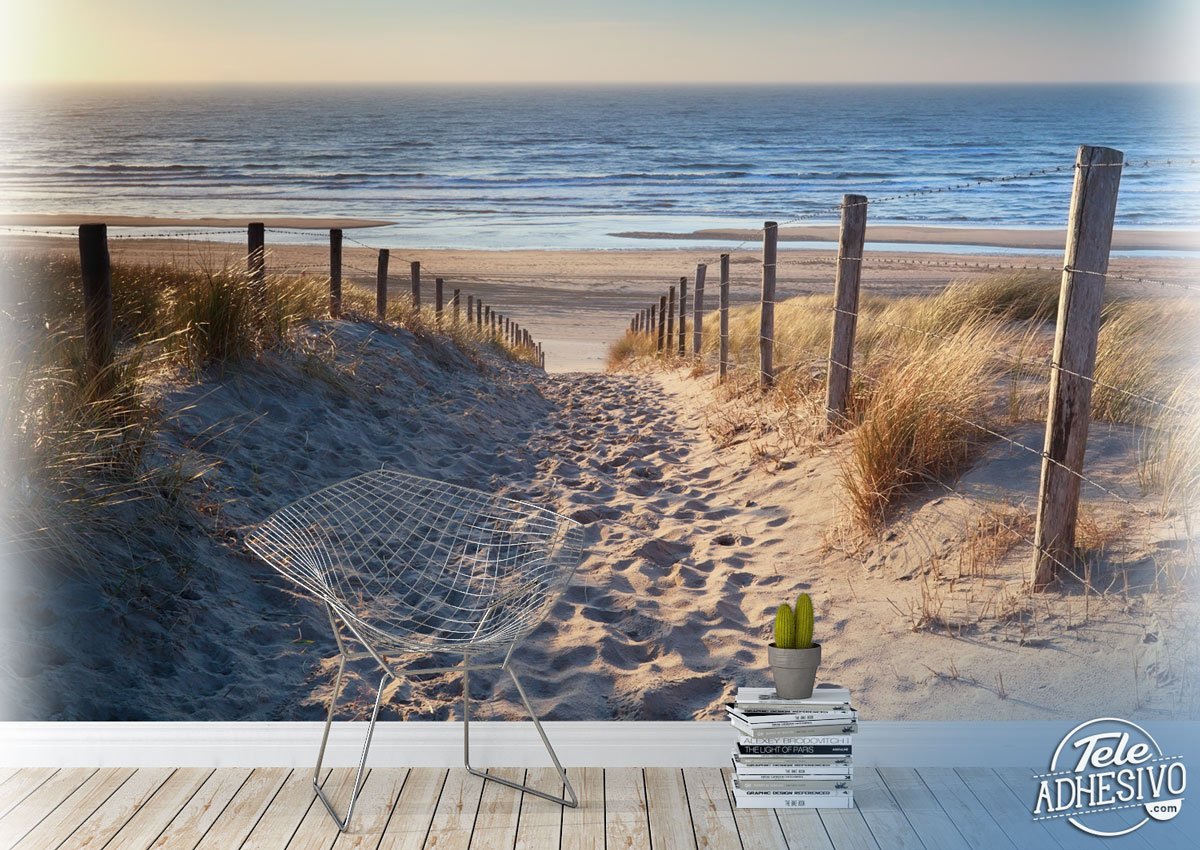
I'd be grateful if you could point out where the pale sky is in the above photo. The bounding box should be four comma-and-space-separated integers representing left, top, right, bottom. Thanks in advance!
2, 0, 1198, 85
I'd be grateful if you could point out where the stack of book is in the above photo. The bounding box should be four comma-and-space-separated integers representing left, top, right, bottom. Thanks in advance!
727, 685, 856, 809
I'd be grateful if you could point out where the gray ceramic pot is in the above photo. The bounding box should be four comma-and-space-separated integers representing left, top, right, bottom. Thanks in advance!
767, 643, 822, 699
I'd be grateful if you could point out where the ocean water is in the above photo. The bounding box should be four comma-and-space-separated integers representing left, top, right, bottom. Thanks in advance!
1, 85, 1197, 249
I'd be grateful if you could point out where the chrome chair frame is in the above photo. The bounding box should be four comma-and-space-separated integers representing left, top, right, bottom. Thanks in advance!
312, 603, 578, 832
245, 470, 584, 832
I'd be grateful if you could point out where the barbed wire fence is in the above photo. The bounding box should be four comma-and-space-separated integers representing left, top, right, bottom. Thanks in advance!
619, 143, 1198, 665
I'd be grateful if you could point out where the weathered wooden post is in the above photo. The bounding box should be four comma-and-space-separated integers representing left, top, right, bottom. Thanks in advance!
329, 228, 343, 319
677, 276, 688, 356
247, 222, 265, 297
650, 304, 657, 341
692, 262, 707, 356
78, 224, 113, 376
759, 221, 778, 388
375, 248, 390, 319
410, 261, 421, 310
657, 296, 666, 352
1031, 145, 1124, 591
452, 289, 461, 322
825, 194, 868, 427
435, 277, 444, 319
719, 253, 730, 381
667, 285, 676, 354
467, 295, 474, 326
476, 299, 483, 329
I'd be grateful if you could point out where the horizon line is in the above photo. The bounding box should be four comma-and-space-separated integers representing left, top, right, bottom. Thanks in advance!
3, 79, 1197, 89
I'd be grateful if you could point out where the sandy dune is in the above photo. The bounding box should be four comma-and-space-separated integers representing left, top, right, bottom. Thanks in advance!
11, 314, 1194, 723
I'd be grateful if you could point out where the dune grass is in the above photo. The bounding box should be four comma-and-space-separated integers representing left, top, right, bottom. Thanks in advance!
609, 272, 1198, 531
840, 319, 1020, 529
2, 253, 537, 577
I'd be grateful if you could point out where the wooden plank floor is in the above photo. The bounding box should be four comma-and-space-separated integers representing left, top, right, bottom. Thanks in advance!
0, 767, 1175, 850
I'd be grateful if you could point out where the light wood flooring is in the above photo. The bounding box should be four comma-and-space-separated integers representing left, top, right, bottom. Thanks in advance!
0, 766, 1191, 850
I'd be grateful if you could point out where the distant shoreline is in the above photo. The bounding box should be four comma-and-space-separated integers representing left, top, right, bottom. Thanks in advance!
611, 225, 1200, 252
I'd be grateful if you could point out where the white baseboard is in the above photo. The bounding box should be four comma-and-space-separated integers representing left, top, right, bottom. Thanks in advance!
4, 721, 1196, 769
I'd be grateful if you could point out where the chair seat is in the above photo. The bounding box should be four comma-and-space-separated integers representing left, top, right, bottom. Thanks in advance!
246, 470, 585, 656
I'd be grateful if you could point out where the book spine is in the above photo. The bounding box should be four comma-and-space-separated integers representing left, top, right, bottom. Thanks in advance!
728, 710, 856, 726
737, 744, 852, 756
734, 766, 854, 779
737, 735, 852, 746
732, 792, 854, 809
731, 720, 858, 737
736, 704, 852, 715
734, 756, 852, 767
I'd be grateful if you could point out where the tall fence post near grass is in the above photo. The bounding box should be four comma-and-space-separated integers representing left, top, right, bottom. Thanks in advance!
247, 222, 265, 296
692, 263, 707, 357
329, 228, 343, 319
467, 295, 474, 326
376, 248, 390, 319
1031, 145, 1124, 591
677, 276, 688, 356
452, 289, 461, 322
657, 296, 667, 352
435, 277, 444, 319
650, 304, 657, 341
667, 285, 676, 354
825, 194, 868, 428
476, 299, 483, 329
78, 223, 113, 376
759, 221, 778, 389
409, 261, 421, 310
719, 253, 730, 381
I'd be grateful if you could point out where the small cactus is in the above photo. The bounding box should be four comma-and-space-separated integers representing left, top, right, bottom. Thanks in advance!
774, 602, 796, 649
794, 593, 814, 649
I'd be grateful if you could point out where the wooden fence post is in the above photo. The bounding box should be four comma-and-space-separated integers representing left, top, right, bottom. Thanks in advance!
825, 194, 868, 427
677, 276, 688, 356
476, 299, 483, 329
719, 253, 730, 381
329, 228, 342, 319
692, 262, 707, 357
759, 221, 778, 388
1031, 145, 1124, 591
435, 277, 444, 319
467, 295, 474, 326
657, 296, 666, 352
78, 224, 113, 376
247, 222, 265, 297
667, 285, 676, 355
376, 248, 390, 319
650, 304, 657, 340
452, 288, 461, 322
410, 261, 421, 310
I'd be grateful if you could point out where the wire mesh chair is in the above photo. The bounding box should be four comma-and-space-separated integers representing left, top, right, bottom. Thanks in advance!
246, 469, 586, 831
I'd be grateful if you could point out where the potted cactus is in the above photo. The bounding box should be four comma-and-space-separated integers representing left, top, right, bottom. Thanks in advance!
768, 592, 821, 699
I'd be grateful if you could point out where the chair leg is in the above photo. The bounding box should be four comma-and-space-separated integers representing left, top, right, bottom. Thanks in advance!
463, 663, 578, 808
312, 656, 390, 832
